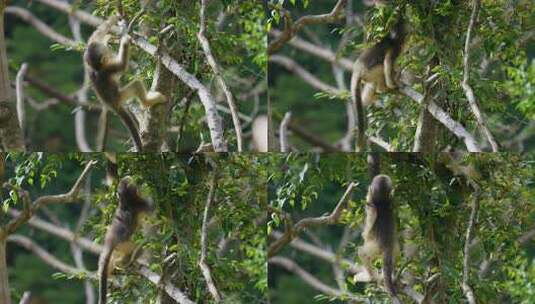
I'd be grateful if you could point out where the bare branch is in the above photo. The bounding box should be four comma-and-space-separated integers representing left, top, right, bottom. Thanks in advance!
269, 30, 353, 70
138, 266, 195, 304
461, 0, 498, 152
462, 189, 480, 304
400, 86, 482, 152
5, 6, 77, 47
198, 0, 242, 152
7, 209, 101, 254
268, 0, 347, 54
199, 172, 222, 302
7, 211, 195, 303
34, 0, 228, 151
286, 121, 342, 152
270, 55, 341, 95
368, 135, 392, 151
269, 256, 365, 302
18, 292, 31, 304
4, 160, 96, 235
22, 74, 100, 111
279, 112, 292, 152
270, 230, 360, 274
15, 63, 28, 139
268, 182, 356, 257
7, 234, 92, 278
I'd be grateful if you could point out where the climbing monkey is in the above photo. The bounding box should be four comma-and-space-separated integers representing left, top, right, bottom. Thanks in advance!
358, 174, 401, 304
98, 177, 154, 304
350, 12, 405, 151
84, 16, 167, 151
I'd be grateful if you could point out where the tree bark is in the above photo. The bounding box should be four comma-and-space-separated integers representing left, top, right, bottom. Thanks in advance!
0, 4, 25, 151
0, 234, 11, 304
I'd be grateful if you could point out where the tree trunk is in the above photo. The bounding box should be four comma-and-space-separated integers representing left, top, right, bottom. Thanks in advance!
0, 4, 25, 151
0, 234, 11, 304
413, 103, 437, 152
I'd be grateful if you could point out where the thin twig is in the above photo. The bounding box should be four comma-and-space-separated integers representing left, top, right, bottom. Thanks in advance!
279, 112, 292, 152
462, 187, 480, 304
199, 172, 222, 302
461, 0, 499, 151
268, 0, 347, 54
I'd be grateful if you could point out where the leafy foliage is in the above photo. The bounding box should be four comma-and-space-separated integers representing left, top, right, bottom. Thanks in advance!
2, 153, 266, 303
268, 153, 535, 303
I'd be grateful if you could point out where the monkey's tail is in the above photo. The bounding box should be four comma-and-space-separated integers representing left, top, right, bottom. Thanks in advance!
383, 249, 402, 304
350, 66, 366, 152
98, 246, 113, 304
116, 108, 143, 152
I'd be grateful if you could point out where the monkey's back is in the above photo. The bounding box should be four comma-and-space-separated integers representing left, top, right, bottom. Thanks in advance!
359, 44, 388, 70
89, 69, 121, 105
105, 208, 137, 246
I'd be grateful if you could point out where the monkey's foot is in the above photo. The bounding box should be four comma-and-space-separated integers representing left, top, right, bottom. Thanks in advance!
144, 91, 167, 107
354, 270, 374, 282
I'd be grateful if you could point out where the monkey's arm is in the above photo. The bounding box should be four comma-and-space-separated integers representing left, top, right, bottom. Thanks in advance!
362, 204, 377, 238
383, 49, 397, 89
88, 15, 120, 45
107, 35, 130, 73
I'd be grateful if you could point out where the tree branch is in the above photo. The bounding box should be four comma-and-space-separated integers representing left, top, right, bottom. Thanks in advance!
462, 188, 480, 304
34, 0, 228, 151
5, 6, 77, 47
461, 0, 499, 152
269, 256, 365, 302
7, 234, 92, 278
268, 0, 347, 54
270, 55, 341, 95
7, 210, 195, 304
268, 182, 356, 258
198, 0, 242, 152
3, 160, 96, 235
279, 112, 292, 152
15, 63, 28, 141
199, 172, 222, 302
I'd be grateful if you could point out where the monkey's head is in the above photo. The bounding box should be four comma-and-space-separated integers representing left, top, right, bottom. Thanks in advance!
84, 42, 111, 70
117, 176, 154, 213
367, 174, 393, 207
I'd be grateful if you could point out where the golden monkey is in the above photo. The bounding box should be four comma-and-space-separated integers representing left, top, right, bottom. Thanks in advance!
84, 16, 167, 152
358, 174, 401, 304
350, 15, 405, 151
98, 177, 153, 304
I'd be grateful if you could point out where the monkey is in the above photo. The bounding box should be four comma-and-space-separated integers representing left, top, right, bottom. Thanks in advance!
358, 174, 401, 304
98, 176, 154, 304
84, 16, 167, 152
104, 152, 118, 186
350, 13, 405, 151
252, 115, 268, 152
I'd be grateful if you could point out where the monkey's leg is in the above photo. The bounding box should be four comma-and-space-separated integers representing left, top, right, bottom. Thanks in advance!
384, 50, 397, 89
119, 80, 166, 107
358, 242, 380, 281
361, 83, 377, 107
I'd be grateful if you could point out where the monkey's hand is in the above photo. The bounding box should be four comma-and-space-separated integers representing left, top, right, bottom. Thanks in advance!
118, 18, 129, 36
120, 34, 131, 45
